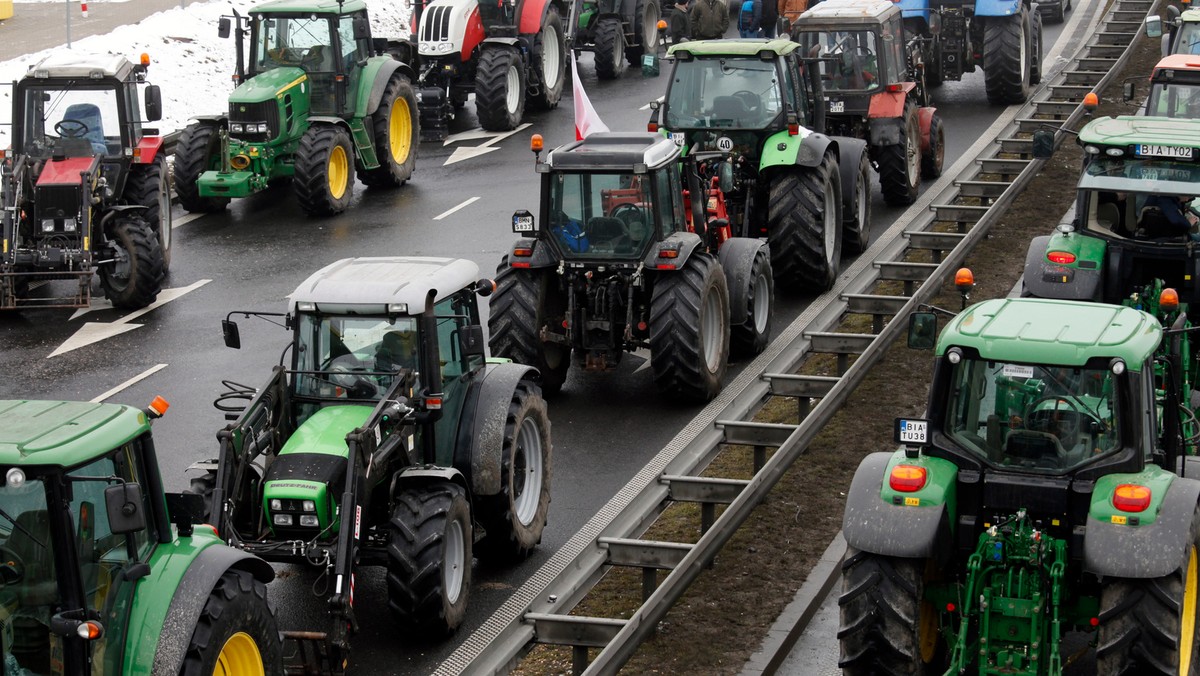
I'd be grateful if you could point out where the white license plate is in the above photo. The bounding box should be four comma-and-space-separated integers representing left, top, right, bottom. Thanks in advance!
1136, 144, 1195, 159
896, 418, 928, 444
829, 100, 845, 113
512, 215, 534, 233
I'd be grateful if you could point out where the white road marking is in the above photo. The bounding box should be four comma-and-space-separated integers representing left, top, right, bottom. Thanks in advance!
50, 279, 212, 357
89, 364, 169, 403
434, 196, 481, 221
640, 95, 665, 111
172, 212, 205, 229
443, 123, 532, 166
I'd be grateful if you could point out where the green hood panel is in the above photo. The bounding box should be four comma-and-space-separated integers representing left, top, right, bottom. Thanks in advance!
1079, 115, 1200, 148
0, 400, 148, 466
1089, 466, 1175, 526
281, 405, 373, 457
230, 68, 308, 104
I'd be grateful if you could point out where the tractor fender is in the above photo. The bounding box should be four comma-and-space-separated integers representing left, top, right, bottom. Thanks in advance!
186, 114, 228, 126
974, 0, 1025, 17
149, 544, 274, 675
392, 466, 471, 497
843, 452, 948, 557
1021, 234, 1104, 301
483, 36, 522, 47
518, 0, 560, 35
833, 137, 868, 222
643, 230, 703, 269
896, 0, 931, 22
507, 237, 559, 269
867, 85, 911, 119
357, 56, 415, 119
1085, 477, 1200, 579
307, 116, 352, 132
134, 135, 164, 165
717, 237, 769, 325
463, 361, 541, 496
868, 117, 904, 147
918, 106, 937, 154
759, 129, 832, 171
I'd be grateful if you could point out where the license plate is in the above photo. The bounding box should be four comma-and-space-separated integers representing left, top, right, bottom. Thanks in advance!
512, 214, 534, 233
829, 100, 845, 113
1136, 144, 1195, 159
894, 418, 928, 445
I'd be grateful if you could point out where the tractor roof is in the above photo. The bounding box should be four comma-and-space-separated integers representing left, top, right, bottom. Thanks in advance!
1078, 115, 1200, 151
797, 0, 899, 24
252, 0, 367, 14
25, 52, 135, 81
1156, 53, 1200, 71
1182, 7, 1200, 21
1153, 54, 1200, 84
545, 132, 680, 172
668, 38, 800, 58
289, 257, 480, 315
936, 299, 1162, 367
0, 401, 149, 467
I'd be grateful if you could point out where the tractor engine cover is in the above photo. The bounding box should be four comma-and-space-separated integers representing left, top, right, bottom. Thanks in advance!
262, 454, 344, 539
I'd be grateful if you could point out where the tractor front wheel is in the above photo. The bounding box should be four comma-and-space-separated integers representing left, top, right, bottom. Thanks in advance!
475, 378, 552, 565
180, 569, 282, 676
528, 6, 567, 110
649, 252, 730, 401
843, 150, 872, 255
174, 123, 229, 213
387, 483, 472, 636
982, 9, 1031, 105
98, 216, 163, 310
838, 547, 941, 675
922, 113, 945, 179
360, 74, 418, 188
294, 125, 355, 216
878, 103, 921, 206
488, 263, 571, 395
476, 46, 526, 131
767, 154, 842, 292
594, 18, 627, 80
1097, 506, 1200, 674
125, 155, 173, 272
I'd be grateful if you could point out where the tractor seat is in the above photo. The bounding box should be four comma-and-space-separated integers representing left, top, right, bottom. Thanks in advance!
587, 217, 631, 252
1005, 429, 1066, 466
711, 95, 750, 124
61, 103, 108, 156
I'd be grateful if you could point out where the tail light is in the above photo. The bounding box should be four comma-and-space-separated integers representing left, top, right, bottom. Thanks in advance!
1112, 484, 1151, 513
889, 465, 927, 492
1047, 251, 1075, 264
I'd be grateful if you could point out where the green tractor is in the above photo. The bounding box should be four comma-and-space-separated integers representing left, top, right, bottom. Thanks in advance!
652, 38, 873, 292
174, 0, 419, 217
569, 0, 662, 80
841, 294, 1200, 674
0, 398, 282, 675
190, 256, 552, 667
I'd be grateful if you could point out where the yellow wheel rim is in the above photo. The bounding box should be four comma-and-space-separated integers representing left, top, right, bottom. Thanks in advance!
328, 144, 349, 200
213, 632, 264, 676
389, 97, 412, 165
1182, 545, 1198, 676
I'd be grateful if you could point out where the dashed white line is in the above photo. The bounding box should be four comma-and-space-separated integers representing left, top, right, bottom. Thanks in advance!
433, 196, 481, 221
172, 212, 205, 229
90, 363, 169, 403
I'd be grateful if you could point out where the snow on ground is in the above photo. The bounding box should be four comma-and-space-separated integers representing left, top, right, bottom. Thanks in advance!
0, 0, 411, 144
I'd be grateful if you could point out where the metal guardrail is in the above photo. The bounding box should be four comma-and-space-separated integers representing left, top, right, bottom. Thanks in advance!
433, 0, 1159, 671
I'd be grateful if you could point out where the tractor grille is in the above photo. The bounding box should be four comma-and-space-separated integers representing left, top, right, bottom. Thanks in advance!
229, 101, 281, 140
422, 5, 453, 42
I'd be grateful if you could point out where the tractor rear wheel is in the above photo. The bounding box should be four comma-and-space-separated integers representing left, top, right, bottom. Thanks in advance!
476, 45, 526, 131
649, 252, 730, 401
180, 569, 282, 676
922, 113, 945, 179
982, 9, 1031, 105
360, 74, 418, 188
767, 154, 842, 292
838, 547, 941, 675
488, 263, 571, 395
294, 125, 355, 216
843, 150, 872, 255
728, 245, 773, 357
98, 216, 162, 310
528, 6, 567, 110
174, 123, 229, 213
387, 483, 472, 636
878, 103, 921, 206
124, 155, 173, 272
595, 18, 627, 80
627, 0, 661, 63
475, 378, 552, 565
1097, 506, 1200, 675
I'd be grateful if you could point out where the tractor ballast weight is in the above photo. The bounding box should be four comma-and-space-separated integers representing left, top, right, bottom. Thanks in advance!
173, 0, 420, 217
569, 0, 662, 80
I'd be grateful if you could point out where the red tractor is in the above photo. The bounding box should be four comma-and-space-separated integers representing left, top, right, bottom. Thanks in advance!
0, 53, 169, 311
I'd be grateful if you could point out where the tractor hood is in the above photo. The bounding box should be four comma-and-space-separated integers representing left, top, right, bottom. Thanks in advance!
0, 400, 148, 466
279, 405, 373, 457
231, 67, 308, 105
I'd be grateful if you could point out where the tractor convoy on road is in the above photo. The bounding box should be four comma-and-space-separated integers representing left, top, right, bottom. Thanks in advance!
5, 0, 1200, 671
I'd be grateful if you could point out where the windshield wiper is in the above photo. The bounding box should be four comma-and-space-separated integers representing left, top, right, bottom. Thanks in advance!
0, 505, 45, 550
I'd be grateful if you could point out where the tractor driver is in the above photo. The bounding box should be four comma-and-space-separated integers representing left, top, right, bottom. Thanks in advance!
1135, 193, 1200, 238
374, 329, 420, 391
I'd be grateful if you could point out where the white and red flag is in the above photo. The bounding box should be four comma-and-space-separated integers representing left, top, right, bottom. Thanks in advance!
571, 53, 609, 141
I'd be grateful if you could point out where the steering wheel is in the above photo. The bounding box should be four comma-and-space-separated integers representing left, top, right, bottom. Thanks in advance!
54, 119, 90, 139
1024, 395, 1087, 439
0, 546, 24, 584
328, 360, 378, 399
610, 203, 648, 225
730, 90, 760, 113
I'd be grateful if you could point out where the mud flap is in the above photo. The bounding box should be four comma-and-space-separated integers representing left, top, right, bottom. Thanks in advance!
843, 452, 948, 557
1085, 477, 1200, 579
1021, 235, 1103, 301
833, 137, 869, 227
718, 237, 769, 326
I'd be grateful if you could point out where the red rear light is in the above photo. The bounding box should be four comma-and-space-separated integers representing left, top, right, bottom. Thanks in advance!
787, 123, 799, 135
887, 83, 904, 92
648, 122, 659, 132
1112, 484, 1151, 512
1047, 251, 1076, 264
513, 247, 533, 257
889, 465, 927, 492
511, 262, 531, 268
658, 248, 679, 258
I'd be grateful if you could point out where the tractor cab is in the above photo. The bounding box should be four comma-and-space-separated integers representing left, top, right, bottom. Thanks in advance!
1161, 6, 1200, 56
1143, 54, 1200, 118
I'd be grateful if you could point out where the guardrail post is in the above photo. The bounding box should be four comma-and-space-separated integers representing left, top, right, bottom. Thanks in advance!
797, 396, 810, 424
642, 568, 657, 601
753, 444, 766, 473
572, 647, 588, 675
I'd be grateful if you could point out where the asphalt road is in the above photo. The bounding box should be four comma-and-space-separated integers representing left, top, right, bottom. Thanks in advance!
0, 29, 1056, 672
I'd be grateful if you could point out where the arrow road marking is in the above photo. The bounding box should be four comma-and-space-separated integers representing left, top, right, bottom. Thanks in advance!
50, 279, 211, 358
443, 123, 532, 166
434, 196, 481, 221
90, 364, 169, 403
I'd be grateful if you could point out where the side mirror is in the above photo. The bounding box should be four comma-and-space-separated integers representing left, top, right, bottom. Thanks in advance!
144, 85, 162, 122
353, 16, 371, 40
1145, 15, 1163, 38
222, 319, 241, 349
105, 483, 146, 535
907, 312, 938, 350
718, 162, 734, 194
218, 16, 232, 39
459, 325, 486, 358
474, 278, 497, 297
1122, 80, 1135, 103
1032, 129, 1056, 159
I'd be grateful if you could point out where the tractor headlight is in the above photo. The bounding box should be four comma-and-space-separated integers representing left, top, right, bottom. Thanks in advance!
270, 499, 282, 511
256, 123, 271, 134
62, 218, 77, 232
302, 500, 316, 512
273, 514, 293, 526
230, 123, 245, 134
436, 42, 454, 54
299, 515, 320, 527
41, 219, 55, 233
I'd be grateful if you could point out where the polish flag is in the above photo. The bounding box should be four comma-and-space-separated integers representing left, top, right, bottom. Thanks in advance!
572, 53, 609, 141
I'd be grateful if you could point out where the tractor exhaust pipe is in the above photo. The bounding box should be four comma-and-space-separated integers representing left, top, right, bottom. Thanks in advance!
418, 290, 444, 465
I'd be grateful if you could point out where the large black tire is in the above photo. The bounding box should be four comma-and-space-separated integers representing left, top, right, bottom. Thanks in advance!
529, 6, 567, 110
838, 547, 941, 675
125, 155, 173, 273
926, 39, 944, 87
921, 113, 945, 180
475, 378, 552, 565
98, 216, 162, 310
293, 125, 354, 216
488, 263, 571, 395
180, 569, 283, 676
729, 246, 773, 357
387, 483, 472, 636
627, 0, 661, 63
173, 123, 229, 213
767, 154, 843, 292
1044, 0, 1065, 24
843, 150, 872, 255
649, 252, 730, 401
878, 103, 921, 206
982, 9, 1031, 105
594, 17, 627, 80
475, 46, 526, 131
359, 74, 418, 188
1097, 506, 1200, 675
1030, 9, 1044, 85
